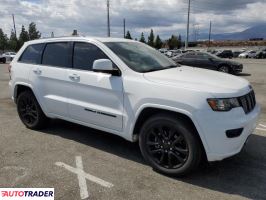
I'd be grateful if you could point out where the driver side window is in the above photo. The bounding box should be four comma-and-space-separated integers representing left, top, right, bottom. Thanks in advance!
73, 42, 108, 71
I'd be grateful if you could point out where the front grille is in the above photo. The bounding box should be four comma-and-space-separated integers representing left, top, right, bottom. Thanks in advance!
238, 90, 256, 114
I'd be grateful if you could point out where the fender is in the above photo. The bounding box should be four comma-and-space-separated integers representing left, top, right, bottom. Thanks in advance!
13, 82, 48, 114
130, 103, 210, 153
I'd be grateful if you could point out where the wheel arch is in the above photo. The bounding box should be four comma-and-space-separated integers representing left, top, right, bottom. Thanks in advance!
131, 106, 208, 159
14, 83, 34, 103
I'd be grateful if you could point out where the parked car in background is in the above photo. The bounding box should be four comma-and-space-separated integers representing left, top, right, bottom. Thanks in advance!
173, 52, 243, 74
233, 50, 245, 58
215, 50, 233, 59
255, 50, 266, 59
165, 50, 185, 58
159, 48, 168, 54
1, 52, 16, 62
239, 50, 257, 58
0, 54, 6, 63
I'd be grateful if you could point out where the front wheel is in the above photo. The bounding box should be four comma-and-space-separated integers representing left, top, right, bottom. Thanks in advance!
139, 114, 202, 176
17, 90, 49, 130
218, 65, 230, 73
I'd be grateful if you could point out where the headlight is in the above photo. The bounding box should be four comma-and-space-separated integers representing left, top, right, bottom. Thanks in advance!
207, 98, 240, 111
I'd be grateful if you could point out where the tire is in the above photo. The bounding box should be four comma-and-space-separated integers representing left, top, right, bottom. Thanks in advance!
17, 90, 49, 130
139, 114, 202, 176
0, 58, 6, 64
218, 65, 230, 73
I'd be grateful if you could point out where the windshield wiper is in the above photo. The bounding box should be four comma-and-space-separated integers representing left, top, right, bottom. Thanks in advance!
143, 65, 178, 73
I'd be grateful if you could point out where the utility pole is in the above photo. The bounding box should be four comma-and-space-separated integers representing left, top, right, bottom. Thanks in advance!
123, 18, 126, 38
107, 0, 110, 37
12, 14, 17, 38
208, 21, 212, 48
185, 0, 191, 49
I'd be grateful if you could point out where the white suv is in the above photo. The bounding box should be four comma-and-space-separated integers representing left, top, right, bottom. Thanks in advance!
9, 37, 260, 176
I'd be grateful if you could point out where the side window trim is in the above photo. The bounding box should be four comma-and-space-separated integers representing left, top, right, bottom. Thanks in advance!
40, 43, 47, 65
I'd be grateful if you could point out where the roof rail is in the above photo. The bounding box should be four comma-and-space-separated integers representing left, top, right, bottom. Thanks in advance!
41, 35, 84, 39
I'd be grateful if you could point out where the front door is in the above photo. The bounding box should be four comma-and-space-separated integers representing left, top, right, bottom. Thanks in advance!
66, 42, 124, 131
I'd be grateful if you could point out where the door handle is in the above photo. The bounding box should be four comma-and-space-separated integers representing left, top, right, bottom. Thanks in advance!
69, 74, 80, 80
33, 68, 42, 75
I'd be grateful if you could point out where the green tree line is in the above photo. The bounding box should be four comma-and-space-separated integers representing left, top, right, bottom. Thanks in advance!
125, 29, 182, 49
0, 22, 41, 52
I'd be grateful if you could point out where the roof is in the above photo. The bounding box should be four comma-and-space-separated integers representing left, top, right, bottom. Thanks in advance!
25, 36, 136, 45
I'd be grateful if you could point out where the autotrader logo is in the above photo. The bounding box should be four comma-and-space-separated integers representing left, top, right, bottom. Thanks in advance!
0, 188, 54, 200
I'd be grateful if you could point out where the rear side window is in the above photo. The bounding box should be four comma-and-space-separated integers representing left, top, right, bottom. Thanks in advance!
42, 42, 69, 68
73, 42, 108, 70
19, 44, 45, 64
183, 53, 197, 58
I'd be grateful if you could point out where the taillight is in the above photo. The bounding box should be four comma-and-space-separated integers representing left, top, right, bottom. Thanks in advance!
8, 64, 12, 80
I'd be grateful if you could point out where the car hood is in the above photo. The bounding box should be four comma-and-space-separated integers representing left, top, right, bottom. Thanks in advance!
143, 66, 250, 97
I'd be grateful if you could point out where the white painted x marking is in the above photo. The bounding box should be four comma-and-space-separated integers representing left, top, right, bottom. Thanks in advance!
55, 156, 113, 199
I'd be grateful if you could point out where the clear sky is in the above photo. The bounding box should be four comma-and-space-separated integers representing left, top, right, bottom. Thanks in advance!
0, 0, 265, 39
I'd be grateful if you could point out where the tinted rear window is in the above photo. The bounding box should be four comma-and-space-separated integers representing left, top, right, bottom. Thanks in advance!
42, 42, 69, 67
19, 44, 45, 64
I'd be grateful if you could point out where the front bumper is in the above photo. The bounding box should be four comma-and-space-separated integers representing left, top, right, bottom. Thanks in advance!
194, 103, 261, 161
233, 64, 243, 73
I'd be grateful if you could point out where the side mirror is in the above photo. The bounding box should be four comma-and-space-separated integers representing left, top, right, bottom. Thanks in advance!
208, 57, 213, 61
92, 59, 121, 76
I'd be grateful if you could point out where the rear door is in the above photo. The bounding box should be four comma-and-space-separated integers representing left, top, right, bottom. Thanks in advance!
29, 42, 71, 118
66, 42, 124, 131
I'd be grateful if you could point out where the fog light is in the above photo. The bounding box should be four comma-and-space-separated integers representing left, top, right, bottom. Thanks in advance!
226, 128, 243, 138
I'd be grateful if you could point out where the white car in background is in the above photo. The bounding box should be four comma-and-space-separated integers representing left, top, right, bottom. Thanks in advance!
2, 52, 16, 61
239, 50, 257, 58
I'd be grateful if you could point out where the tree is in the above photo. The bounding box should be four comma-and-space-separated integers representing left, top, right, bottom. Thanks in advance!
8, 30, 18, 51
178, 35, 182, 49
0, 28, 8, 51
28, 22, 41, 40
147, 29, 155, 47
167, 35, 180, 50
139, 32, 146, 43
154, 35, 163, 49
18, 25, 29, 49
125, 31, 132, 39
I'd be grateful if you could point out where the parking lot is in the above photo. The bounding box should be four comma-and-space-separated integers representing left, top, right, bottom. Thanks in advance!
0, 60, 266, 200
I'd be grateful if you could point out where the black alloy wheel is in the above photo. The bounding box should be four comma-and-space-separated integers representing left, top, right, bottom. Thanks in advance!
139, 114, 202, 176
145, 124, 189, 169
17, 90, 48, 129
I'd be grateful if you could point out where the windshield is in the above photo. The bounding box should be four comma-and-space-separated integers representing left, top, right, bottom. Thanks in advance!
104, 42, 178, 73
203, 52, 220, 59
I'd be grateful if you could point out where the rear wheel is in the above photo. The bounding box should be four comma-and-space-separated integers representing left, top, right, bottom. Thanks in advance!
17, 90, 48, 129
139, 114, 202, 176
